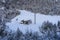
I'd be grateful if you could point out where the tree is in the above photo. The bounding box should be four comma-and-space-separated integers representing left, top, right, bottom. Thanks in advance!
7, 31, 15, 40
24, 31, 33, 40
58, 21, 60, 26
0, 17, 7, 37
32, 32, 40, 40
39, 21, 57, 40
14, 28, 23, 40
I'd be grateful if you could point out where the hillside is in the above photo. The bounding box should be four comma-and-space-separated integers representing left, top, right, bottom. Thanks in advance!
0, 0, 60, 15
6, 10, 60, 33
0, 0, 60, 40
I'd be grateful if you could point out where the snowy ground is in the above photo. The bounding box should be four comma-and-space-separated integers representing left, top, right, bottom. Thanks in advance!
6, 10, 60, 34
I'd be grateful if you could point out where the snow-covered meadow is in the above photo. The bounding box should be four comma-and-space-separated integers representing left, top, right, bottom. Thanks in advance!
6, 10, 60, 33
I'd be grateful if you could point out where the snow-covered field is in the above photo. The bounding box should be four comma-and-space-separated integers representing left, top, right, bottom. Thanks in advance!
6, 10, 60, 33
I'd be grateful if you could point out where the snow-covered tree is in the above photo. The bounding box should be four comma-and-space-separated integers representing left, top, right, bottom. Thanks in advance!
14, 28, 23, 40
39, 21, 57, 40
0, 17, 8, 38
58, 21, 60, 26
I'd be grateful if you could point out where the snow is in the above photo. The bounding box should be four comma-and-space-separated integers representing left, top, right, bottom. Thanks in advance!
6, 10, 60, 34
0, 7, 5, 9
